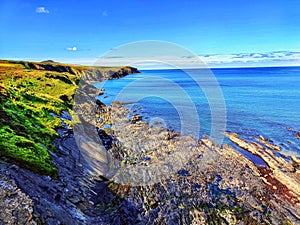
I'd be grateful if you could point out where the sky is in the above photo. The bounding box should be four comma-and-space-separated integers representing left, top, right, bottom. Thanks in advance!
0, 0, 300, 68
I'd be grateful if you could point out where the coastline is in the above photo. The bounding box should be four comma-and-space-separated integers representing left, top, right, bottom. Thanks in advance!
96, 67, 300, 159
0, 60, 299, 224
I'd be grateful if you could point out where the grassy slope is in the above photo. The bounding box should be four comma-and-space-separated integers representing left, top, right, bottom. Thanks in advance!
0, 59, 135, 178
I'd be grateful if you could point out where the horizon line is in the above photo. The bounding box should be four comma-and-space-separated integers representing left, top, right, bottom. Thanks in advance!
1, 57, 300, 70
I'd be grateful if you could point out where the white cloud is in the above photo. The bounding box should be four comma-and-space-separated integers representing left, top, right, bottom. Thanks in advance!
199, 51, 300, 67
51, 51, 300, 69
102, 10, 108, 17
36, 7, 49, 14
94, 51, 300, 68
66, 47, 78, 51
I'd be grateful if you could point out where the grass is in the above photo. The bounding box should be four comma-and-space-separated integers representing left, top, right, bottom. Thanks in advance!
0, 59, 135, 178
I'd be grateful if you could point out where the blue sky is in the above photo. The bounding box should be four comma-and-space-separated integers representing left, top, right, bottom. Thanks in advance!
0, 0, 300, 68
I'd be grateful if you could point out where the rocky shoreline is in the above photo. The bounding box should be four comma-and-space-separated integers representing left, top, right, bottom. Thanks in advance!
91, 100, 300, 224
1, 104, 299, 225
1, 68, 300, 224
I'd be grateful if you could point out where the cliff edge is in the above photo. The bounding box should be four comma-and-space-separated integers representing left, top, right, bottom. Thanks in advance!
0, 59, 139, 177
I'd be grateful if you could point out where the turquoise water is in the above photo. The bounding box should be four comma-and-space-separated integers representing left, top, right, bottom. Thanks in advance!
95, 67, 300, 157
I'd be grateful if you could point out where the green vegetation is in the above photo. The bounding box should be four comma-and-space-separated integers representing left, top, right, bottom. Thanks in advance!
0, 59, 134, 178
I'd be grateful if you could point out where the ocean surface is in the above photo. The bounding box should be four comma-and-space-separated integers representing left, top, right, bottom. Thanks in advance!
95, 67, 300, 158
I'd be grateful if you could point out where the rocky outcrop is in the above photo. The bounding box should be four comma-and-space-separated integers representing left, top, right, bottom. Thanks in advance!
225, 132, 300, 220
225, 132, 300, 199
107, 67, 140, 80
0, 166, 36, 224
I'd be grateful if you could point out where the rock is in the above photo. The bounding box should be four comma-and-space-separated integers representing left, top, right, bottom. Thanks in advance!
60, 110, 72, 121
257, 136, 280, 151
0, 168, 37, 224
177, 169, 191, 176
225, 132, 300, 205
285, 126, 294, 131
98, 89, 105, 95
9, 164, 19, 171
259, 135, 267, 141
131, 114, 142, 123
67, 195, 82, 204
96, 99, 105, 107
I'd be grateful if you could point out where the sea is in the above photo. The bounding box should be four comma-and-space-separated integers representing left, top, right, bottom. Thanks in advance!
94, 67, 300, 159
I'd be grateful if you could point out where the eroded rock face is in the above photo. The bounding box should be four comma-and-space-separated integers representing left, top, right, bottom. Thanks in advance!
0, 166, 36, 225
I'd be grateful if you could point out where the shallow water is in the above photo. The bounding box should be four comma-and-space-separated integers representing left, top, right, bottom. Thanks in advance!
94, 67, 300, 157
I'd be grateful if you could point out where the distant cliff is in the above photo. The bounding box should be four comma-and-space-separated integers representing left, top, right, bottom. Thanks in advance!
10, 60, 140, 80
